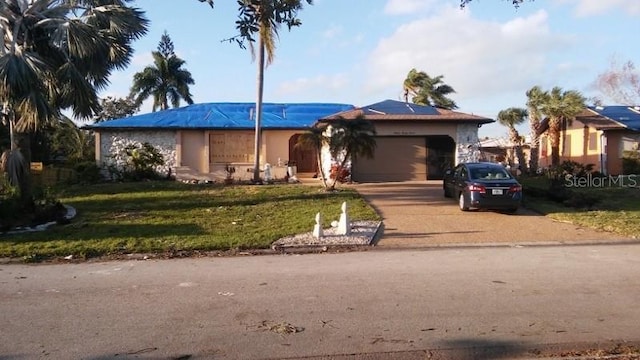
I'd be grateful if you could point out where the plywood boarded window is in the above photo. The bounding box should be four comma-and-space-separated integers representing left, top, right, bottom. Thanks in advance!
210, 132, 255, 163
563, 134, 571, 156
588, 133, 597, 151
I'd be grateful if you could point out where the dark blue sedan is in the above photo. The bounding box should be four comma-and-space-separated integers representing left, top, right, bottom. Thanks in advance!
443, 162, 522, 213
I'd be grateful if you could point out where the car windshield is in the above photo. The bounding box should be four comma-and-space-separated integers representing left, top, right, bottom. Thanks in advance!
469, 166, 512, 180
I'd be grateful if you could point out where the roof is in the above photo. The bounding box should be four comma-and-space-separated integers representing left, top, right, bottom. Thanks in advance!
321, 99, 494, 124
88, 102, 356, 130
586, 105, 640, 131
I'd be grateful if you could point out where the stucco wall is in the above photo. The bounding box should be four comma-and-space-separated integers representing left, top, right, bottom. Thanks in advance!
180, 131, 205, 172
263, 130, 299, 166
98, 130, 177, 178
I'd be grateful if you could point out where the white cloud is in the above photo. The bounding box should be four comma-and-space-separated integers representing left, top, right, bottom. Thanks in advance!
275, 74, 349, 97
364, 6, 571, 109
383, 0, 437, 15
322, 24, 343, 39
556, 0, 640, 17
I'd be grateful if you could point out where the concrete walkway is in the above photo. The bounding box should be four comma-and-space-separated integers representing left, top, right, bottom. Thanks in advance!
352, 181, 635, 248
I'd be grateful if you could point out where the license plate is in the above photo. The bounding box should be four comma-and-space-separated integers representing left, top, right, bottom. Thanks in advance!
492, 189, 503, 195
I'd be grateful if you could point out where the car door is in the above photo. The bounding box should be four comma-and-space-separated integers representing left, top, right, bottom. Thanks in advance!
453, 165, 466, 194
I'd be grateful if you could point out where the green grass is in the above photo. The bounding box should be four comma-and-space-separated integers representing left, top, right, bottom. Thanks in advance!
0, 181, 380, 260
522, 178, 640, 238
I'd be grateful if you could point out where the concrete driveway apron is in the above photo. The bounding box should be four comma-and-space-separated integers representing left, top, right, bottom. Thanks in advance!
353, 181, 634, 248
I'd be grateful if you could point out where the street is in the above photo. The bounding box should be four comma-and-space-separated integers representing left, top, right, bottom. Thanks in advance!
1, 244, 640, 359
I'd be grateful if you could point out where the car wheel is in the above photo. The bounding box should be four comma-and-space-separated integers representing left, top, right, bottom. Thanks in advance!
505, 207, 518, 214
458, 193, 469, 211
443, 185, 451, 198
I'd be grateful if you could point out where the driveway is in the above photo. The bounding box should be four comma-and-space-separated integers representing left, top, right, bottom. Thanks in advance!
354, 181, 634, 247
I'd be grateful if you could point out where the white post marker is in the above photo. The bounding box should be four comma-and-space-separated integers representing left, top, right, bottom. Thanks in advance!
337, 201, 351, 235
313, 212, 323, 239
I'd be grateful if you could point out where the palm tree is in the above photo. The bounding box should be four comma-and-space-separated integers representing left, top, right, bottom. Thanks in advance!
295, 125, 330, 188
526, 85, 547, 174
52, 117, 95, 165
130, 32, 195, 111
539, 87, 586, 166
403, 68, 458, 109
199, 0, 312, 184
0, 0, 148, 201
497, 107, 528, 174
327, 115, 377, 190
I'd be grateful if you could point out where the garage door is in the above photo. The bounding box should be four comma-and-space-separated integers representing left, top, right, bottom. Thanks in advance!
352, 137, 426, 182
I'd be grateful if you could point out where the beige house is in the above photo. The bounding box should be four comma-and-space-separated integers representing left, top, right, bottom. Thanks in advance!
90, 102, 354, 181
539, 106, 640, 175
320, 100, 493, 182
90, 100, 494, 182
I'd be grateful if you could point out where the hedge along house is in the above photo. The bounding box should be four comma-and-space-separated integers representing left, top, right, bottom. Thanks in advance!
538, 105, 640, 175
89, 102, 355, 181
319, 100, 494, 182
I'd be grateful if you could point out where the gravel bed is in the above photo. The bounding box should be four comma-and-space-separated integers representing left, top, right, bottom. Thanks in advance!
272, 221, 382, 248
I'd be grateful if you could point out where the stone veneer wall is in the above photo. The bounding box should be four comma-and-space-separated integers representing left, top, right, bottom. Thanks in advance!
456, 124, 481, 164
99, 130, 177, 178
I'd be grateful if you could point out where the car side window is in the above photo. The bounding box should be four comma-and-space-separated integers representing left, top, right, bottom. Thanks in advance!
459, 167, 468, 180
454, 166, 463, 179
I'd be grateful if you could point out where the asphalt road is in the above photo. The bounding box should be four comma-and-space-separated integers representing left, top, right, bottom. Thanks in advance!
2, 244, 640, 359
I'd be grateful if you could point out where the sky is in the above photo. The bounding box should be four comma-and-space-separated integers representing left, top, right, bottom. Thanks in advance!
99, 0, 640, 138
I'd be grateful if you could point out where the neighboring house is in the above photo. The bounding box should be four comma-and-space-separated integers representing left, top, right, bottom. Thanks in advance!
538, 106, 640, 175
88, 102, 354, 181
478, 137, 531, 168
320, 100, 494, 182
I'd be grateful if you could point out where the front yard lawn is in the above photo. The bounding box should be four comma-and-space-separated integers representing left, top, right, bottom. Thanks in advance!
522, 180, 640, 238
0, 181, 380, 261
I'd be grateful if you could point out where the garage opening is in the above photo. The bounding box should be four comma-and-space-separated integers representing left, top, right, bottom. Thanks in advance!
351, 135, 455, 182
426, 135, 455, 180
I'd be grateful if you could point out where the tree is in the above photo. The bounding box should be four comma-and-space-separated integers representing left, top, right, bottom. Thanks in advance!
327, 115, 377, 190
51, 117, 95, 165
199, 0, 313, 183
93, 96, 140, 123
539, 87, 586, 166
403, 69, 458, 109
594, 58, 640, 105
130, 32, 195, 112
295, 125, 330, 188
497, 107, 528, 173
0, 0, 148, 202
526, 85, 547, 174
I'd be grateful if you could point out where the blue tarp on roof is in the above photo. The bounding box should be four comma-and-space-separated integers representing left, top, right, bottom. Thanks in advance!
362, 99, 440, 115
90, 102, 355, 130
589, 105, 640, 131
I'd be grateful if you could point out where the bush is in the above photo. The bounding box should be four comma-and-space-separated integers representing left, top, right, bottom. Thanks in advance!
74, 161, 102, 184
622, 150, 640, 175
107, 142, 167, 181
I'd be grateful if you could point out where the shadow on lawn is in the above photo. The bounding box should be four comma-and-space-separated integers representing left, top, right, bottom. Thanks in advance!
63, 189, 365, 213
1, 223, 205, 243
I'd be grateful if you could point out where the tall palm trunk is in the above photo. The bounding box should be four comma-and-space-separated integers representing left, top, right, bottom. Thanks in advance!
528, 118, 541, 175
548, 118, 562, 166
509, 128, 527, 174
315, 150, 328, 188
252, 34, 265, 183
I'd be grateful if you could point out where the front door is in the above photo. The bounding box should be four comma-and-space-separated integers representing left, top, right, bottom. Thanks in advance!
289, 134, 317, 173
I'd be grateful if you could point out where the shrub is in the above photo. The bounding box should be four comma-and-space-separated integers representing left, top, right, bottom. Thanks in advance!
107, 142, 166, 181
622, 150, 640, 175
330, 164, 350, 183
74, 161, 103, 184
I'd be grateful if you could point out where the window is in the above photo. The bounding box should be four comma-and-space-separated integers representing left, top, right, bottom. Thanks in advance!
588, 133, 597, 151
562, 134, 571, 156
209, 131, 255, 163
